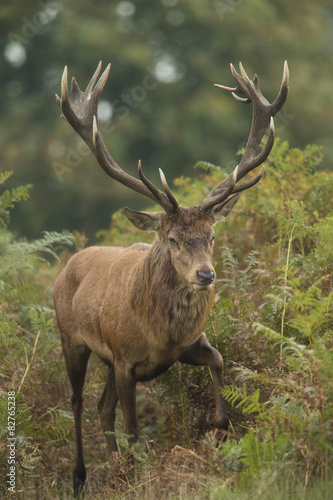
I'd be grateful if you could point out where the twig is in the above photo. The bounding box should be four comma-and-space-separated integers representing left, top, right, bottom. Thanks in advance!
172, 445, 228, 476
40, 398, 71, 419
129, 475, 157, 493
280, 223, 295, 371
17, 329, 41, 393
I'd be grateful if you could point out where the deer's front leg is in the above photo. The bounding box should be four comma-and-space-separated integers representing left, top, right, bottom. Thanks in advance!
114, 364, 139, 443
179, 335, 229, 440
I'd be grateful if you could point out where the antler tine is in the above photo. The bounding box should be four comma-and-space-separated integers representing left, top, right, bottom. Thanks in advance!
70, 76, 81, 101
200, 165, 238, 213
55, 65, 68, 114
85, 60, 103, 94
200, 61, 288, 214
215, 84, 251, 104
270, 60, 289, 114
214, 63, 251, 100
231, 92, 251, 104
57, 63, 180, 217
238, 62, 254, 88
61, 65, 68, 102
137, 159, 160, 200
138, 160, 180, 214
68, 62, 111, 108
57, 65, 80, 127
91, 62, 111, 102
159, 169, 180, 214
232, 165, 264, 194
137, 161, 180, 215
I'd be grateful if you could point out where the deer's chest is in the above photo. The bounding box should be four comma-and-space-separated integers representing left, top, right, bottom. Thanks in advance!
152, 287, 213, 342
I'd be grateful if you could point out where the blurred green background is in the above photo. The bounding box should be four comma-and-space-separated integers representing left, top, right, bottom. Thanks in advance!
1, 0, 332, 242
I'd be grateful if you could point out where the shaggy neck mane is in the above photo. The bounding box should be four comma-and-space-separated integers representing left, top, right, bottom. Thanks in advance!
130, 240, 214, 341
144, 241, 178, 311
165, 248, 175, 287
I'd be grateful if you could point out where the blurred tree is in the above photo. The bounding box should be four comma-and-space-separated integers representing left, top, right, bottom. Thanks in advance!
0, 0, 332, 241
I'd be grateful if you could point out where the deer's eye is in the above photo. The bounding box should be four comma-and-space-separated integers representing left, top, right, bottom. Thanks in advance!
210, 235, 215, 246
168, 237, 179, 249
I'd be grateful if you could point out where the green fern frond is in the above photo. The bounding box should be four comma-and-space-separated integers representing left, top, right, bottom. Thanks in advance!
0, 172, 32, 227
219, 247, 259, 293
105, 431, 153, 467
222, 385, 263, 416
194, 161, 222, 172
0, 230, 74, 277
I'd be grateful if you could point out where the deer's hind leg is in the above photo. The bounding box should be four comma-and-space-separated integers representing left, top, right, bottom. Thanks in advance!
62, 341, 91, 496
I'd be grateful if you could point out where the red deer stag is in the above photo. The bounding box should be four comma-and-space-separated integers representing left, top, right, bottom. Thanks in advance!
53, 61, 288, 495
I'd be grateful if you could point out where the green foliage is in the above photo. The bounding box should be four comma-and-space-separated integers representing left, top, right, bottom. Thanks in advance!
218, 247, 259, 315
209, 141, 333, 494
276, 200, 309, 245
105, 431, 154, 469
0, 175, 75, 497
222, 386, 262, 416
0, 171, 31, 227
0, 176, 74, 378
0, 229, 75, 277
223, 330, 333, 494
0, 173, 74, 276
312, 215, 333, 269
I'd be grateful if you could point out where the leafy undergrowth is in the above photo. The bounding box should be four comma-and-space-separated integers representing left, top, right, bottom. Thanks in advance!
1, 140, 333, 499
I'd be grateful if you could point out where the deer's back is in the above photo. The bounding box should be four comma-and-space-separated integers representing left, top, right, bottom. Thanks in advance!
55, 243, 151, 295
53, 243, 151, 361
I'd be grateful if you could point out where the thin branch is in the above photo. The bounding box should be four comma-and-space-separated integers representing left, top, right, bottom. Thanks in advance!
17, 330, 41, 393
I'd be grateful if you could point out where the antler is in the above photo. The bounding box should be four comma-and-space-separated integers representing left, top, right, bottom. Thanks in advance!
199, 61, 289, 214
56, 62, 180, 217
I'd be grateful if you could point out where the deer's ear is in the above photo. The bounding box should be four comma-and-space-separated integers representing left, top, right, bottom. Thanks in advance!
124, 207, 162, 232
212, 193, 242, 225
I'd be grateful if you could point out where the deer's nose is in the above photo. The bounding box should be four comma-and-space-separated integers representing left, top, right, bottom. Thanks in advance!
197, 270, 215, 286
